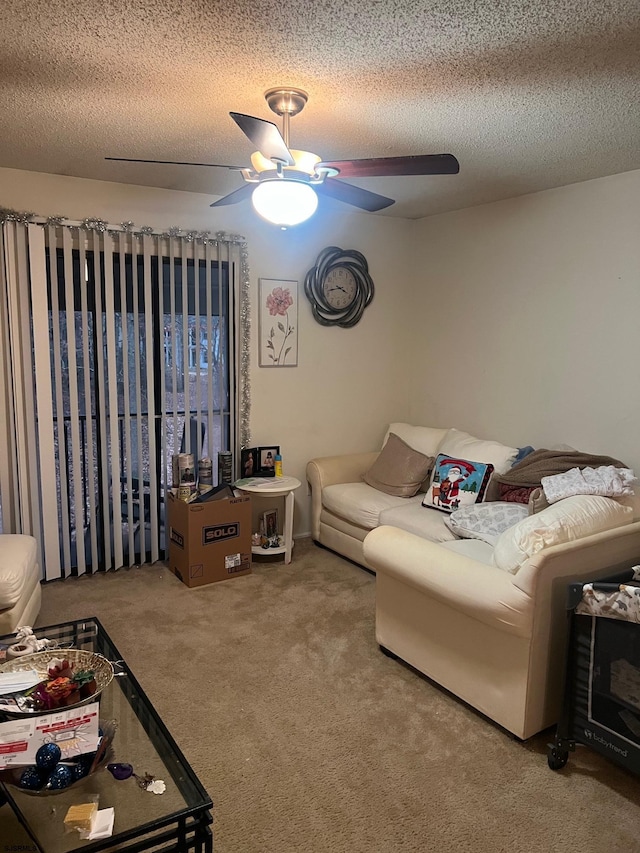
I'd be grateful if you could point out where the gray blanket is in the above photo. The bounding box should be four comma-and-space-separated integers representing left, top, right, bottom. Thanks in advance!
493, 449, 628, 488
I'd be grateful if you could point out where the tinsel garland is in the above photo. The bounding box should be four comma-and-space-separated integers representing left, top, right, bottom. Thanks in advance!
0, 206, 251, 449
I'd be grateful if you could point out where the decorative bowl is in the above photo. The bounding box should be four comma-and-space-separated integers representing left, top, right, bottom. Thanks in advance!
0, 719, 117, 795
0, 649, 114, 715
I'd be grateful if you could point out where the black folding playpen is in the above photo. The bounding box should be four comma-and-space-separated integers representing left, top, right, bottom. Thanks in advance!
548, 567, 640, 774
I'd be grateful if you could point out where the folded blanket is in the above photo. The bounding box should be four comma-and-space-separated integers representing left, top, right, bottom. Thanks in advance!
493, 448, 628, 488
542, 466, 637, 503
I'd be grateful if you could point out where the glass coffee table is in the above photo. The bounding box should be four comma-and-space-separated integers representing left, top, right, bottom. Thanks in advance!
0, 618, 213, 853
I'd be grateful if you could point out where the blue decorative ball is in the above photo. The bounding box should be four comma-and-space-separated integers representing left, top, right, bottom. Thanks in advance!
19, 766, 47, 790
77, 752, 95, 773
36, 742, 62, 770
46, 763, 74, 789
71, 761, 87, 781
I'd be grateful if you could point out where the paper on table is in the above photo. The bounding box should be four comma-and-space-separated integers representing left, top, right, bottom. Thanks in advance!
0, 670, 42, 694
0, 701, 100, 769
236, 477, 287, 490
78, 808, 115, 840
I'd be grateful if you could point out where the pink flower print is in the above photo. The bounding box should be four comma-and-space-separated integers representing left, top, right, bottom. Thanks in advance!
266, 287, 293, 317
264, 287, 295, 365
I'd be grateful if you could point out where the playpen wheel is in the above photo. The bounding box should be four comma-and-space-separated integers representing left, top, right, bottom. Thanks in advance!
547, 746, 569, 770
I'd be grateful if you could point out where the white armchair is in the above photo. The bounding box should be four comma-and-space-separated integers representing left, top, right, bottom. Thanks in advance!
0, 535, 41, 636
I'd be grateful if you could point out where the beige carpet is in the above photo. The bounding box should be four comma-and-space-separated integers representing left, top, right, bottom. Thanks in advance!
2, 539, 640, 852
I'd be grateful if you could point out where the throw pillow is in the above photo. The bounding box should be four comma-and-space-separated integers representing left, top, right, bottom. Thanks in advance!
444, 502, 529, 546
493, 494, 634, 574
497, 483, 537, 504
422, 454, 494, 513
437, 428, 518, 475
363, 432, 434, 498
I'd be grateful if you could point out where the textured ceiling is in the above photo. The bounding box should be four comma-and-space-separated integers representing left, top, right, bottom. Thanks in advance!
1, 0, 639, 219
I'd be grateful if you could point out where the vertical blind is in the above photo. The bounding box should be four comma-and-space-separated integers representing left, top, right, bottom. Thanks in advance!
0, 219, 250, 580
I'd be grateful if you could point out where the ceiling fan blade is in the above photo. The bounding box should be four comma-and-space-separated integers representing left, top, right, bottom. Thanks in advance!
209, 183, 255, 208
319, 154, 460, 178
105, 156, 244, 169
230, 113, 294, 166
317, 178, 395, 212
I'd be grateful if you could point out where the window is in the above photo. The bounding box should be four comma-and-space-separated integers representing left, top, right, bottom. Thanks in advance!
0, 221, 248, 579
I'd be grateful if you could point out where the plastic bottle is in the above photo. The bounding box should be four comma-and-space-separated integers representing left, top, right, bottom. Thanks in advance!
274, 453, 283, 477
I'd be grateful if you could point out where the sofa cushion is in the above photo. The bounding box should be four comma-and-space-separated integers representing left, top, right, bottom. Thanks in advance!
383, 423, 447, 457
493, 494, 634, 574
439, 538, 495, 565
422, 454, 494, 513
322, 483, 424, 530
0, 534, 38, 609
438, 428, 518, 475
444, 501, 529, 546
378, 503, 457, 543
363, 432, 434, 498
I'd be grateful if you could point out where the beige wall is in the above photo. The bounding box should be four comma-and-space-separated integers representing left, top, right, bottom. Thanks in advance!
0, 167, 414, 536
4, 166, 639, 540
408, 169, 640, 474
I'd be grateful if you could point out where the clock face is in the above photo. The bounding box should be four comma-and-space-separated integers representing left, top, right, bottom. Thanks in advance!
323, 267, 357, 310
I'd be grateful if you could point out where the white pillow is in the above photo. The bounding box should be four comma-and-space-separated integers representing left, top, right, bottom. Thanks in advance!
437, 428, 518, 475
493, 495, 634, 574
383, 423, 448, 458
444, 502, 529, 546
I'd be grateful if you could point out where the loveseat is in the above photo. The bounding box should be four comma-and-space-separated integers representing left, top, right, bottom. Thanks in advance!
307, 424, 640, 739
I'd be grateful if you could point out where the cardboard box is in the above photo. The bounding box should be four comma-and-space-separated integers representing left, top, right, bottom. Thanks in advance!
167, 491, 252, 587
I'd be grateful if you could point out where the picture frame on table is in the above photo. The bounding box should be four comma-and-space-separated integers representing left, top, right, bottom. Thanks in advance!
258, 445, 280, 477
258, 279, 298, 368
240, 448, 259, 479
262, 509, 279, 539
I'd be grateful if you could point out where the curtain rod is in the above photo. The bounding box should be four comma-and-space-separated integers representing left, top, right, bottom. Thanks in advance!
0, 207, 246, 244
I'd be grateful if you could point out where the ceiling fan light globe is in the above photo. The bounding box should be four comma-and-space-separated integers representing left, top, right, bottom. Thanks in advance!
251, 180, 318, 227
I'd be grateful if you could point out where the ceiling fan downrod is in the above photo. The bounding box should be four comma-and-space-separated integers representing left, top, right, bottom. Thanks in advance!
264, 87, 308, 148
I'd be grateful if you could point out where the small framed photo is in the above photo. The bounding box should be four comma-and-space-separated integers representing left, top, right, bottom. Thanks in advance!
262, 509, 279, 538
258, 445, 280, 477
240, 447, 258, 479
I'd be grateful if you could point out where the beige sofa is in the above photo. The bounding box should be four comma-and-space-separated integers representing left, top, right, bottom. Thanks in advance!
306, 423, 518, 570
365, 522, 640, 739
307, 424, 640, 739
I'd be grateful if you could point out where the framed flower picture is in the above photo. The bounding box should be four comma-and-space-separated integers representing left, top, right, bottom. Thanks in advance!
259, 279, 298, 367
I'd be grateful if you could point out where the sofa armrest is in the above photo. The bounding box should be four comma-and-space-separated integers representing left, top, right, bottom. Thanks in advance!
364, 525, 532, 638
306, 451, 379, 540
512, 520, 640, 599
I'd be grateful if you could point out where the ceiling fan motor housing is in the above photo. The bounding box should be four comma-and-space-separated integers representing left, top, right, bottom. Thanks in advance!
264, 87, 308, 117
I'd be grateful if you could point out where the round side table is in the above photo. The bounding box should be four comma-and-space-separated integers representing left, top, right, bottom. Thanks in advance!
234, 476, 301, 564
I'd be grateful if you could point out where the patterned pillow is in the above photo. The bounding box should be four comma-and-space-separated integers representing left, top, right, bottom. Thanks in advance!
444, 502, 529, 546
422, 454, 494, 513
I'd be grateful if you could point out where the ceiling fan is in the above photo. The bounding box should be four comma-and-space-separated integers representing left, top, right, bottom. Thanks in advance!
106, 87, 460, 226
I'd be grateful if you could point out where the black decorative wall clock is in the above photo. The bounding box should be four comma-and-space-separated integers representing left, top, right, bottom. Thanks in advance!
303, 246, 374, 327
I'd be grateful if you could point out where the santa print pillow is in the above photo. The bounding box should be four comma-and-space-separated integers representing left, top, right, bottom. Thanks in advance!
422, 454, 495, 513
